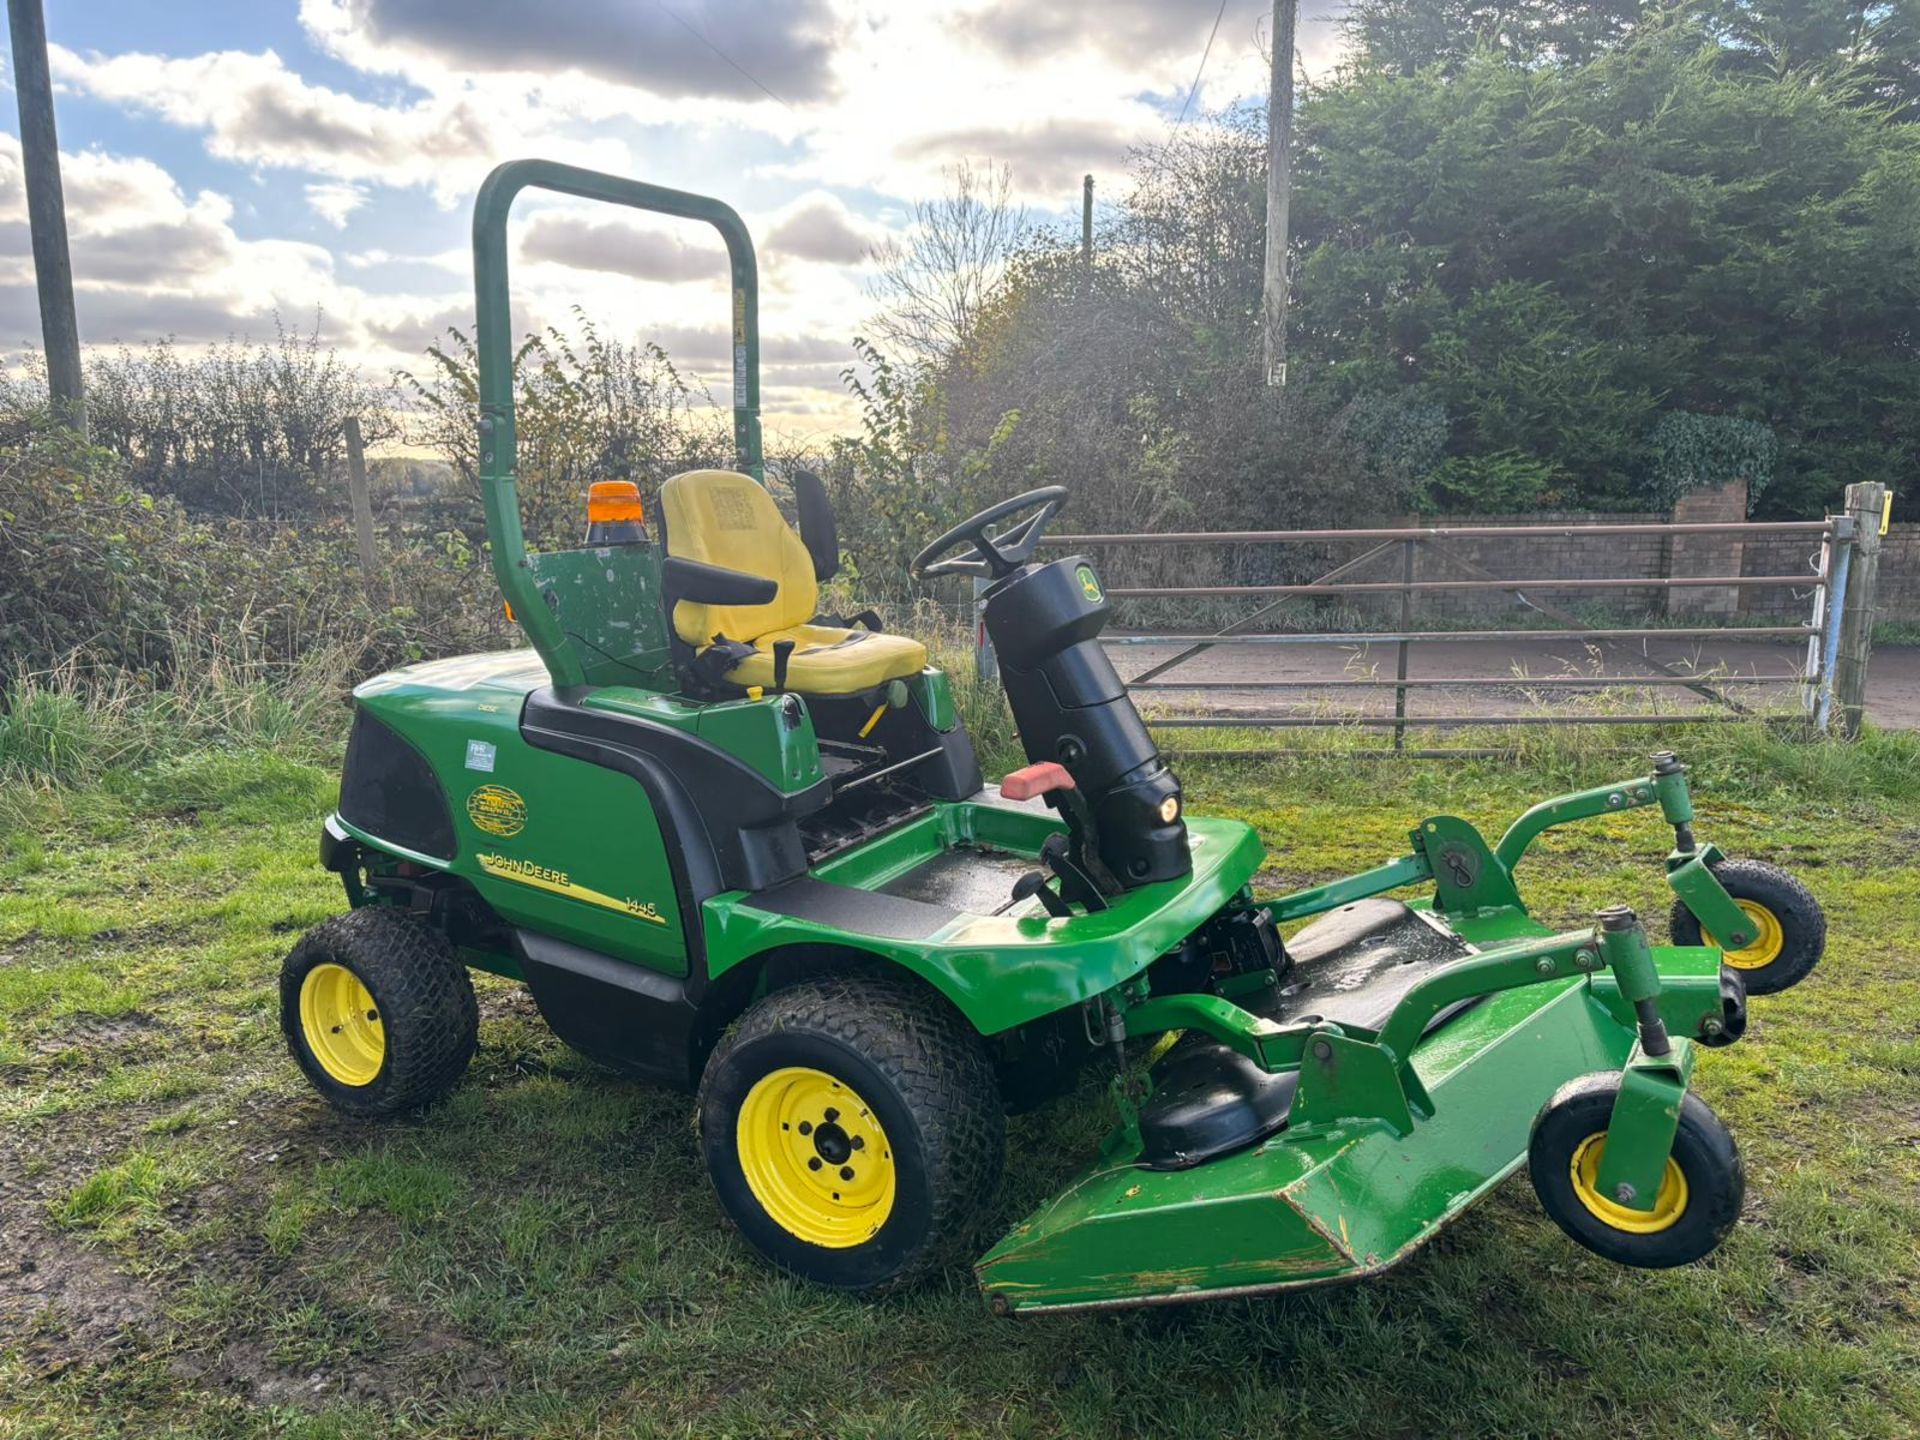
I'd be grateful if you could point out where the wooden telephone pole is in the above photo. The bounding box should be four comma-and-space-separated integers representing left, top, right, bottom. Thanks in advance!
7, 0, 84, 433
1261, 0, 1297, 389
1081, 174, 1094, 265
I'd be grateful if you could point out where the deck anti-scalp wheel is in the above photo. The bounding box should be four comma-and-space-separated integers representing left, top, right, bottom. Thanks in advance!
281, 907, 478, 1116
1669, 858, 1825, 995
1528, 1072, 1743, 1268
698, 976, 1003, 1293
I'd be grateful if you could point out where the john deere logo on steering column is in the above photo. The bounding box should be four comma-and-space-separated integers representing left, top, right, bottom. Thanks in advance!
467, 784, 527, 838
1075, 565, 1103, 603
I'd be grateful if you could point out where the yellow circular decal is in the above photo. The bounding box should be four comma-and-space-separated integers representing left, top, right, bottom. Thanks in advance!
467, 784, 527, 838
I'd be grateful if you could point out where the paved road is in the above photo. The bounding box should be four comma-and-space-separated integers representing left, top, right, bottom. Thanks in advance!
1100, 636, 1920, 730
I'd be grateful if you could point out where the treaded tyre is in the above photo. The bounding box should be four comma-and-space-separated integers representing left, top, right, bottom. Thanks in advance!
698, 976, 1003, 1293
1669, 858, 1825, 995
281, 906, 478, 1117
1528, 1072, 1743, 1269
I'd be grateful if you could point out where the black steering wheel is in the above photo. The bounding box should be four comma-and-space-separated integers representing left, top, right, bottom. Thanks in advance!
911, 486, 1068, 580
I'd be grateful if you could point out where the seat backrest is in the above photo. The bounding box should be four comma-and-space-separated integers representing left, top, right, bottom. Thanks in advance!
659, 469, 817, 646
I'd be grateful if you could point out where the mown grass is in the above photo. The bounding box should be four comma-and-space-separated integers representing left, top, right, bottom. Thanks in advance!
2, 667, 1919, 1438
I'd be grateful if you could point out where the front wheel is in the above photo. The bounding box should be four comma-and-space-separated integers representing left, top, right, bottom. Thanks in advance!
1528, 1072, 1743, 1269
1669, 858, 1825, 995
281, 907, 478, 1116
697, 977, 1003, 1293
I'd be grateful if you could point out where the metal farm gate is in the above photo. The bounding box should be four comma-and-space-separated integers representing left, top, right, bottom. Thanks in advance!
975, 487, 1890, 756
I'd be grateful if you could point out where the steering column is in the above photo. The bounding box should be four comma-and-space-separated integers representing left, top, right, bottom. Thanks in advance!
914, 490, 1191, 896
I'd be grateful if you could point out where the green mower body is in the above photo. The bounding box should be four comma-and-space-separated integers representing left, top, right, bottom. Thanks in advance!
326, 645, 1266, 1084
284, 160, 1825, 1314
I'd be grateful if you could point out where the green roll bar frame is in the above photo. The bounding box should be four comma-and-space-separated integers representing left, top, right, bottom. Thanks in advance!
471, 158, 765, 687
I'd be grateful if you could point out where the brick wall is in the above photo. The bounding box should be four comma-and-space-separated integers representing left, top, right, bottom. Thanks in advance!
1737, 532, 1831, 619
1350, 510, 1674, 624
1668, 479, 1748, 617
1343, 500, 1920, 628
1874, 525, 1920, 624
1091, 505, 1918, 629
1736, 522, 1919, 624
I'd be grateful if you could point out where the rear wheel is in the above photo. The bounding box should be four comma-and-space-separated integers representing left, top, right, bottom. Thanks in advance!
1669, 859, 1824, 995
1528, 1072, 1743, 1268
281, 907, 478, 1116
698, 977, 1002, 1293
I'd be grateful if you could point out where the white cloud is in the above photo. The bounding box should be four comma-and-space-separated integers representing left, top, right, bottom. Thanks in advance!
519, 211, 727, 284
50, 43, 529, 204
306, 180, 370, 227
343, 246, 467, 274
0, 134, 458, 371
296, 0, 1289, 207
897, 118, 1138, 194
310, 0, 847, 104
23, 0, 1343, 433
764, 192, 884, 266
960, 0, 1255, 66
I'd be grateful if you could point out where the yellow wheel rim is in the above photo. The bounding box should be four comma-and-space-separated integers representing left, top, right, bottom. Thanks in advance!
1708, 900, 1785, 971
736, 1066, 895, 1248
1569, 1132, 1688, 1235
299, 962, 385, 1087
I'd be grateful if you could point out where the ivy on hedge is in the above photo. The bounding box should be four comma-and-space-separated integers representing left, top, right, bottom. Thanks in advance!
1646, 412, 1778, 513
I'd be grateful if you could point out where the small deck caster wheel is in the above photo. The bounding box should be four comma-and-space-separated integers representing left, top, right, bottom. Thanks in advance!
1669, 859, 1825, 995
1528, 1073, 1743, 1268
281, 907, 478, 1116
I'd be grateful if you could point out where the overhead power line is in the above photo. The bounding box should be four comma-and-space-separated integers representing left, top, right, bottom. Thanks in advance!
654, 0, 795, 110
1175, 0, 1233, 128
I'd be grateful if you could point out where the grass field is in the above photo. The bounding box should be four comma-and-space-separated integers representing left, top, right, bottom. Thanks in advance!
3, 708, 1919, 1439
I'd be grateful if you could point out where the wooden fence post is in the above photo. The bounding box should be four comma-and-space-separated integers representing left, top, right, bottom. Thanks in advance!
1833, 480, 1886, 738
343, 416, 376, 579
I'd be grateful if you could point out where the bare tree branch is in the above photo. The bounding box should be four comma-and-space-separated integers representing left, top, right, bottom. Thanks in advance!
865, 160, 1029, 366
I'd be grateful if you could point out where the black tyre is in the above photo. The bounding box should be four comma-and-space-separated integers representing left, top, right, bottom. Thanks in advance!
1669, 858, 1824, 995
1528, 1072, 1743, 1268
698, 976, 1003, 1293
280, 906, 478, 1117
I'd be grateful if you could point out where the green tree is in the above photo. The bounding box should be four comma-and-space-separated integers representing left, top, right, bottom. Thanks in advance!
1343, 0, 1650, 74
1294, 14, 1920, 513
873, 118, 1393, 600
1703, 0, 1920, 115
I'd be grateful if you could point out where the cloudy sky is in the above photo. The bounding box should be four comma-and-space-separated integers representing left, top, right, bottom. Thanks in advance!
1, 0, 1346, 440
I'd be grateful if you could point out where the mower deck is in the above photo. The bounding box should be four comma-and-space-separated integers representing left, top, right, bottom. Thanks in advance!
976, 906, 1727, 1315
1258, 897, 1474, 1030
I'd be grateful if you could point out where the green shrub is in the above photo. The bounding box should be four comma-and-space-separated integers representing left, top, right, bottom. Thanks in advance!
83, 325, 398, 520
0, 409, 507, 689
402, 311, 729, 551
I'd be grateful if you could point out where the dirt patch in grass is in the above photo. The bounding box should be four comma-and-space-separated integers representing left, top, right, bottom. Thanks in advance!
35, 1010, 166, 1058
0, 1207, 166, 1380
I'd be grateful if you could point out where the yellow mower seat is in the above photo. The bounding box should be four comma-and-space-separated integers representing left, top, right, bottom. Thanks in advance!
659, 469, 926, 695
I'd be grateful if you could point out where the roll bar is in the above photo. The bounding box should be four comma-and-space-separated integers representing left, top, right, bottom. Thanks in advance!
471, 158, 764, 686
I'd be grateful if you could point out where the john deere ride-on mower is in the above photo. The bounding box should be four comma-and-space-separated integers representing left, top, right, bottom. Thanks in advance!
283, 161, 1826, 1313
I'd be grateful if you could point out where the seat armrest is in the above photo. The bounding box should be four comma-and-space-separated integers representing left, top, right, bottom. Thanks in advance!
662, 555, 778, 608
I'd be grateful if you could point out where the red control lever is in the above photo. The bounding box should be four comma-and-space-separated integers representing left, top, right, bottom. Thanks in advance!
1001, 762, 1076, 801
